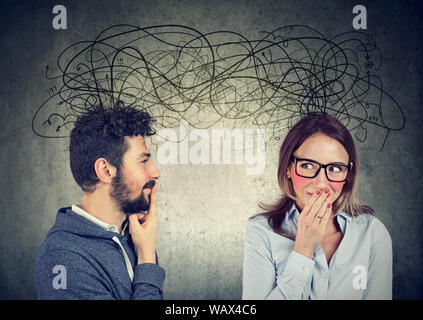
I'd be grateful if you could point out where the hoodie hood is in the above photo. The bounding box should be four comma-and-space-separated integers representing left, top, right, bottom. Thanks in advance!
47, 206, 127, 240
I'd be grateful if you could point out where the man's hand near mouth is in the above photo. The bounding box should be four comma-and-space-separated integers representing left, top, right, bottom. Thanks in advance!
129, 181, 158, 265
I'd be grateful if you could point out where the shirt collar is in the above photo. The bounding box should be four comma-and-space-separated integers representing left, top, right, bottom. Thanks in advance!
71, 204, 127, 235
288, 202, 299, 217
337, 211, 353, 222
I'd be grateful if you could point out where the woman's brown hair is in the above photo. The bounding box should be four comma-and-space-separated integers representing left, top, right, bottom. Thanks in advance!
253, 113, 373, 239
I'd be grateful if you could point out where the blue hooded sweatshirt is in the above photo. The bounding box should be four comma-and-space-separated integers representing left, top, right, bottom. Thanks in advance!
34, 207, 165, 299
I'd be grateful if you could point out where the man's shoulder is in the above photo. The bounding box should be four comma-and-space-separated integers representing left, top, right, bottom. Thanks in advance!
36, 207, 91, 259
35, 231, 85, 272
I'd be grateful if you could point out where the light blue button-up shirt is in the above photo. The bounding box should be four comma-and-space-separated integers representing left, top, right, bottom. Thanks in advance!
242, 203, 392, 300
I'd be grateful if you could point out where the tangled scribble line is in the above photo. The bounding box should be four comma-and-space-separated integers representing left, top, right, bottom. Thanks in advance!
33, 24, 405, 149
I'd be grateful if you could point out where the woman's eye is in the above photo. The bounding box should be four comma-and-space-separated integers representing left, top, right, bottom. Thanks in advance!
329, 166, 341, 172
141, 159, 148, 164
301, 163, 314, 170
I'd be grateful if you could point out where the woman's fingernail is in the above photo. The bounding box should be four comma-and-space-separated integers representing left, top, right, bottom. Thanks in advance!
316, 190, 321, 195
325, 188, 329, 193
327, 203, 332, 208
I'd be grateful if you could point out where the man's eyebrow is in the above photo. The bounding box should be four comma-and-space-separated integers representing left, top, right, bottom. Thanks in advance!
137, 152, 151, 159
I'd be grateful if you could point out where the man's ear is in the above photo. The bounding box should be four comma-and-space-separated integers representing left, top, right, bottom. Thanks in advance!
94, 158, 117, 184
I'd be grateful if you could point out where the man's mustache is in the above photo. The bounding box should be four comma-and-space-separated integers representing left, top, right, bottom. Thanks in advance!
143, 180, 156, 189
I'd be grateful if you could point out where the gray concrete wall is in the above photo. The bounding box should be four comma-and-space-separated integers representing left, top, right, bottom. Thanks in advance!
0, 0, 422, 299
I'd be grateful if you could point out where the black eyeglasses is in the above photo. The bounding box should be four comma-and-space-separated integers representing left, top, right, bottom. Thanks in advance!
291, 156, 351, 182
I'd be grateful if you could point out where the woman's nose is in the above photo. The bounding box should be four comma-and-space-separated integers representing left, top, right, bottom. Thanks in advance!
313, 168, 330, 189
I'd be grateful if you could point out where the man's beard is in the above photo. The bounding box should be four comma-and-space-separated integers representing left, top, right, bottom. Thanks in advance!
110, 169, 154, 215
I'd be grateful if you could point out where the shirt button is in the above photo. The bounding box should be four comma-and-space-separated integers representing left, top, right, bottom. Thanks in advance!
302, 266, 309, 273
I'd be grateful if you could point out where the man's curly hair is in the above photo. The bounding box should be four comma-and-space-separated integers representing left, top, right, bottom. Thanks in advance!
69, 102, 156, 193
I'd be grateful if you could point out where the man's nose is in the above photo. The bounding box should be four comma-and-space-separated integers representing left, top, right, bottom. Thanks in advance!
149, 161, 161, 180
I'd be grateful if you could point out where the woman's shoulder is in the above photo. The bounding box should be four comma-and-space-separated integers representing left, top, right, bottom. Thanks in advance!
246, 212, 296, 242
349, 212, 392, 245
247, 214, 273, 233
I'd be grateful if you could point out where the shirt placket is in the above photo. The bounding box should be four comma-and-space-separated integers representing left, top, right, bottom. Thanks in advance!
312, 246, 330, 299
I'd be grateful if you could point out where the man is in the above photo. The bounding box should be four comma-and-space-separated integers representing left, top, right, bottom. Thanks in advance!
34, 103, 165, 299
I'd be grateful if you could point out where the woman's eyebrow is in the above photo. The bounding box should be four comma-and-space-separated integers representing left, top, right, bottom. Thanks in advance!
328, 161, 349, 165
297, 157, 348, 165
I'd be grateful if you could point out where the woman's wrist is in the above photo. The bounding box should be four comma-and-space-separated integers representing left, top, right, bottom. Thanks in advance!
292, 244, 314, 260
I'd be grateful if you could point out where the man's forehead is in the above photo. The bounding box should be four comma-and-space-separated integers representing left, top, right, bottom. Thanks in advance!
125, 135, 149, 153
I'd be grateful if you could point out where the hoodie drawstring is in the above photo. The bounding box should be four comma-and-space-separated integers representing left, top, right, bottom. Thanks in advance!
112, 236, 134, 282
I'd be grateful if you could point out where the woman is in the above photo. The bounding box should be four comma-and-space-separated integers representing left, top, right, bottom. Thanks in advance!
242, 113, 392, 300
